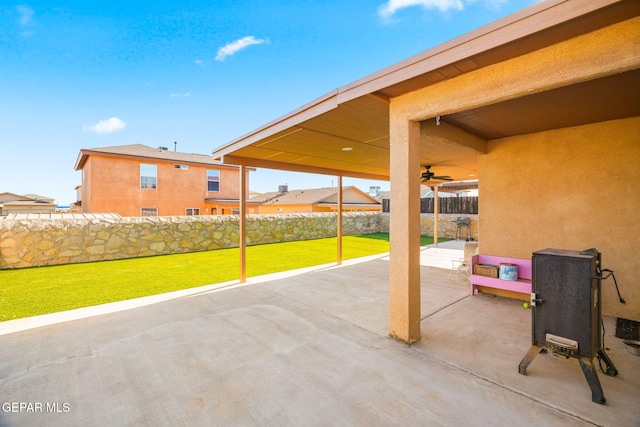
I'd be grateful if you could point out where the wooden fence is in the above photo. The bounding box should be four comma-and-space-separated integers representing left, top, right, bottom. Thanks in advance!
382, 196, 478, 214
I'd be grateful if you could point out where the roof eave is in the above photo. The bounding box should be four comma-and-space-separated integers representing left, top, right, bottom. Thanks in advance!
74, 151, 88, 171
210, 0, 629, 162
75, 148, 251, 171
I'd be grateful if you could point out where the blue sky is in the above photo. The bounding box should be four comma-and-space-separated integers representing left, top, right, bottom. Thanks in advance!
1, 0, 538, 205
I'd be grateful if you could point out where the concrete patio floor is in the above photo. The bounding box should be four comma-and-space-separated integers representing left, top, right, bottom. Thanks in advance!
1, 241, 638, 426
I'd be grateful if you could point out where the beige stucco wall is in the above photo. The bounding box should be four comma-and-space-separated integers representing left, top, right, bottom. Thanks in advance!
384, 15, 640, 342
479, 117, 640, 321
390, 17, 640, 125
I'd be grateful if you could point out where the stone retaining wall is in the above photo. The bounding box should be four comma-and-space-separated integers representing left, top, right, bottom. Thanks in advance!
0, 212, 381, 269
376, 213, 478, 240
0, 212, 477, 269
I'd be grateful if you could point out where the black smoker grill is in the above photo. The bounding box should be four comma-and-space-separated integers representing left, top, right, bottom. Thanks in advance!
455, 217, 473, 241
518, 248, 617, 404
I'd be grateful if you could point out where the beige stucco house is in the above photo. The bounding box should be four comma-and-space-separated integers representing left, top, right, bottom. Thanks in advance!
254, 186, 381, 214
212, 0, 640, 343
0, 192, 56, 216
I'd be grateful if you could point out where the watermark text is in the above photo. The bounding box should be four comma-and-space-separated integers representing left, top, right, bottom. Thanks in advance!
2, 402, 70, 413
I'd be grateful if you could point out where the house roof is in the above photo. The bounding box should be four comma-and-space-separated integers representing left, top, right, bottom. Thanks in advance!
0, 193, 56, 203
74, 144, 240, 170
204, 197, 262, 205
256, 186, 380, 206
22, 194, 55, 202
3, 200, 55, 207
0, 192, 31, 203
3, 213, 121, 220
435, 181, 478, 193
211, 0, 640, 183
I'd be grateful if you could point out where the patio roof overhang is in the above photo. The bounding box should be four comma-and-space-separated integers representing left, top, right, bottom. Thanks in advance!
211, 0, 640, 183
435, 180, 478, 193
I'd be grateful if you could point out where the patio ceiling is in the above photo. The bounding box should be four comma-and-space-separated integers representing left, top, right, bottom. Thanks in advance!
212, 0, 640, 183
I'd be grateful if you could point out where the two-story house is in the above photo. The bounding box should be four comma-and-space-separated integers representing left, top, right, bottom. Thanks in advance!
74, 144, 253, 216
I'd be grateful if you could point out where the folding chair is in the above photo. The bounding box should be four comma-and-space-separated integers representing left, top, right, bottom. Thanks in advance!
449, 241, 479, 280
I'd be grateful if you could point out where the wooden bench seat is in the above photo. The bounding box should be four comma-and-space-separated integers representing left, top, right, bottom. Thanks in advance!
470, 254, 532, 297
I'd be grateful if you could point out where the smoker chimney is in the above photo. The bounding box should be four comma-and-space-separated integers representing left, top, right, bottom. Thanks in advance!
174, 141, 177, 152
278, 184, 288, 193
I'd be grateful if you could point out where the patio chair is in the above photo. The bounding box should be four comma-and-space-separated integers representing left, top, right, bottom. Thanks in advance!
449, 241, 479, 280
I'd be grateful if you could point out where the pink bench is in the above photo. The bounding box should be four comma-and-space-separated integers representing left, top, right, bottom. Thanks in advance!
470, 254, 532, 296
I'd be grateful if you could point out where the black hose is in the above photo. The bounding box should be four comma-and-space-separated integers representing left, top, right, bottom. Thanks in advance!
599, 268, 626, 304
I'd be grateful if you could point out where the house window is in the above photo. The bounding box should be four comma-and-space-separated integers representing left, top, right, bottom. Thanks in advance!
207, 170, 220, 192
140, 164, 157, 189
141, 207, 158, 216
186, 208, 200, 216
174, 164, 189, 170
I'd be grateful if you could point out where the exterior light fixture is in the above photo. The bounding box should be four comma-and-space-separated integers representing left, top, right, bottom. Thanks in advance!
342, 147, 353, 151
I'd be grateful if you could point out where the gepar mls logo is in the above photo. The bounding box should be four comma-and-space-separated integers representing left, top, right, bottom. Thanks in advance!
2, 402, 71, 413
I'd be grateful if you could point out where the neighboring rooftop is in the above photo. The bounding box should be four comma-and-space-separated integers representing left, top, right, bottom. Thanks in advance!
1, 213, 121, 220
0, 193, 58, 216
256, 187, 339, 206
0, 192, 52, 203
253, 186, 380, 208
21, 194, 55, 202
74, 144, 236, 170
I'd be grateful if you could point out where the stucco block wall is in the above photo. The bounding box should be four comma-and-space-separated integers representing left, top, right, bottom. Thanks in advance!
479, 117, 640, 320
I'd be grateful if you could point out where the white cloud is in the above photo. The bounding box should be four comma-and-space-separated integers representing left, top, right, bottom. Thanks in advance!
194, 59, 204, 65
16, 5, 35, 25
379, 0, 464, 19
215, 36, 267, 61
170, 93, 191, 98
483, 0, 509, 10
82, 117, 126, 134
378, 0, 532, 18
16, 5, 36, 37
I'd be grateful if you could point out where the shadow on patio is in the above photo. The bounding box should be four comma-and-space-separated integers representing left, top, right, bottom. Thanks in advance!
1, 241, 638, 426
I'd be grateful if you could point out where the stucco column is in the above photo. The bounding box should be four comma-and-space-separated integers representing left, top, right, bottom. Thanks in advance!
337, 176, 343, 265
389, 115, 422, 343
434, 185, 439, 245
239, 165, 247, 283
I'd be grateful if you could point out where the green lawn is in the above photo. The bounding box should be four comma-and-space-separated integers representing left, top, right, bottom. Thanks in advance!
0, 233, 446, 322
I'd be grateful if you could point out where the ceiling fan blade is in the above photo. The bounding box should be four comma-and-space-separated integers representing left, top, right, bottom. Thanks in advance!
421, 165, 453, 182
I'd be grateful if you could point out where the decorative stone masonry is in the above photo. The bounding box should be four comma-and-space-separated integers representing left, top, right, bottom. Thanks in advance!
0, 212, 476, 269
376, 213, 479, 240
0, 212, 383, 269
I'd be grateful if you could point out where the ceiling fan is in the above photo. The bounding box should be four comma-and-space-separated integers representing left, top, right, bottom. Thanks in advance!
421, 165, 454, 182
